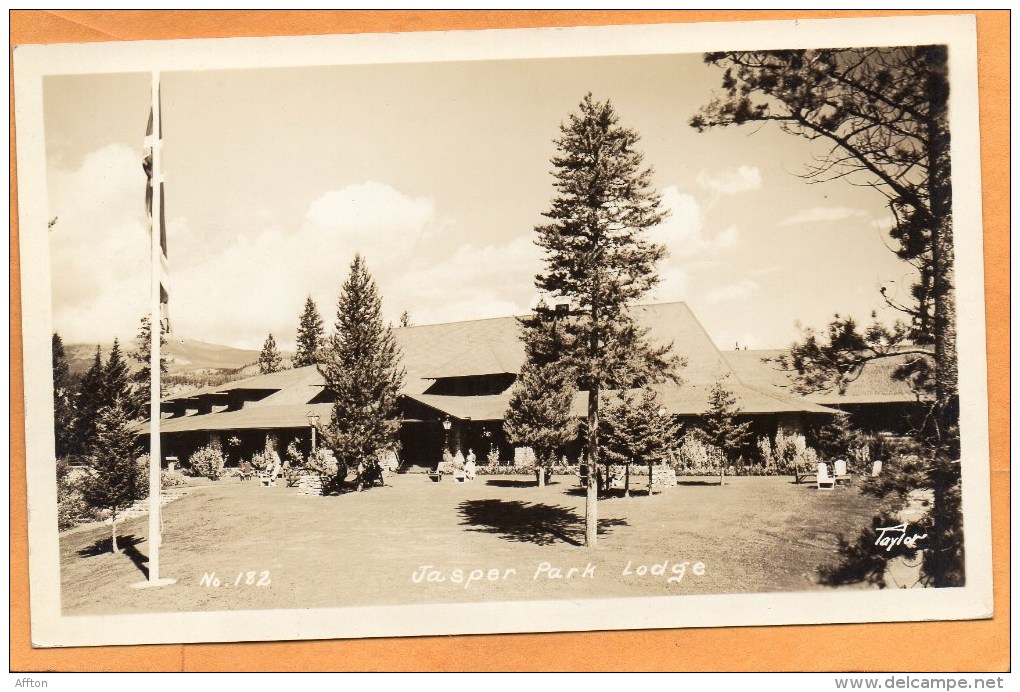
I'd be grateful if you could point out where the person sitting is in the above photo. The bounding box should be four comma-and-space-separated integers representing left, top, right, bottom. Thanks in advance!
452, 449, 467, 482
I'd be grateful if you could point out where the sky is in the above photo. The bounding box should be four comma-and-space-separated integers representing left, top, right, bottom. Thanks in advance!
43, 51, 912, 352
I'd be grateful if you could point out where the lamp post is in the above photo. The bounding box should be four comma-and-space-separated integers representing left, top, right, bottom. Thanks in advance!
650, 406, 668, 496
307, 411, 320, 456
442, 417, 452, 457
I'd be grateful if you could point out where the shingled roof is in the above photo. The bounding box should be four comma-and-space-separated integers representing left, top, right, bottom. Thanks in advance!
722, 349, 929, 405
156, 302, 841, 433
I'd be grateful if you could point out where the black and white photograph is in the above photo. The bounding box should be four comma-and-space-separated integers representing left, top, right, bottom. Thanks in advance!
14, 14, 993, 647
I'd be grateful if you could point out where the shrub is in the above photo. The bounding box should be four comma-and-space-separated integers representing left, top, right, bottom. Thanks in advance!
475, 463, 537, 475
285, 439, 305, 468
674, 432, 725, 475
189, 442, 226, 480
306, 448, 339, 479
250, 449, 271, 471
282, 466, 305, 487
776, 431, 806, 471
161, 468, 188, 489
57, 463, 101, 531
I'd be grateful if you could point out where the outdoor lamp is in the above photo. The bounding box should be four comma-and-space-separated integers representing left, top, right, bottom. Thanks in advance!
307, 411, 320, 454
442, 418, 452, 431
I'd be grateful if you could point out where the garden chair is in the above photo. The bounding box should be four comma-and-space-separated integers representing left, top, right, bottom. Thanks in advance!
816, 462, 836, 490
260, 459, 282, 487
238, 462, 254, 482
833, 459, 851, 484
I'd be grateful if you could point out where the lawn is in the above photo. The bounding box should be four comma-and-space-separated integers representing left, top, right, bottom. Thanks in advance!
59, 473, 888, 615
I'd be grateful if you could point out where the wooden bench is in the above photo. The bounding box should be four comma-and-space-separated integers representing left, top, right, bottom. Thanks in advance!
428, 461, 454, 483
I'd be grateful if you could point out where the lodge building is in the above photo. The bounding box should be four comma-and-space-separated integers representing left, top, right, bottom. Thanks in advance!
155, 301, 926, 468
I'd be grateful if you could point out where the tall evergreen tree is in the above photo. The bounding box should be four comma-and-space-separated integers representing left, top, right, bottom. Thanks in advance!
317, 254, 406, 493
79, 396, 144, 553
258, 333, 283, 374
128, 316, 171, 420
530, 93, 679, 546
694, 48, 961, 585
700, 379, 754, 465
294, 296, 325, 368
71, 346, 105, 457
600, 388, 680, 497
399, 310, 412, 328
52, 333, 76, 459
504, 357, 578, 487
102, 339, 133, 411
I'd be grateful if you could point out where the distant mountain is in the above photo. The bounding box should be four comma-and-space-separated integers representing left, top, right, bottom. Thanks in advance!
64, 336, 291, 377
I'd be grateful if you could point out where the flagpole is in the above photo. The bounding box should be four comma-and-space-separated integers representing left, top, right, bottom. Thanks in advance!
148, 70, 163, 584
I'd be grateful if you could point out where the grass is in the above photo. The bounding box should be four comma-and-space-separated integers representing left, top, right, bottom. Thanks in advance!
59, 473, 887, 615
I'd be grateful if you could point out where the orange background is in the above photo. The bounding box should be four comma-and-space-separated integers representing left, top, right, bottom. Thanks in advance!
9, 10, 1010, 672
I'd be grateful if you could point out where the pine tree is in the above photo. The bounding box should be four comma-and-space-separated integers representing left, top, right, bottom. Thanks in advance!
79, 396, 144, 553
102, 339, 133, 411
52, 333, 76, 459
694, 48, 962, 586
700, 380, 754, 465
600, 388, 680, 497
258, 333, 283, 374
294, 296, 325, 368
531, 93, 680, 545
317, 254, 406, 493
71, 346, 105, 458
504, 358, 578, 487
399, 310, 412, 328
812, 412, 855, 461
128, 316, 172, 420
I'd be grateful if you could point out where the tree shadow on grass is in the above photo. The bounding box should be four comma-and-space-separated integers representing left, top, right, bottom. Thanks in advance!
484, 479, 561, 489
77, 534, 149, 579
457, 499, 627, 546
563, 487, 639, 500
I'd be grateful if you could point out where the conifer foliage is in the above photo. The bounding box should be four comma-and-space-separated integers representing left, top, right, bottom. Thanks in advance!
317, 254, 405, 493
530, 93, 679, 545
294, 296, 325, 368
504, 357, 577, 487
700, 379, 754, 464
258, 333, 284, 374
128, 316, 172, 420
71, 346, 106, 458
600, 388, 680, 496
52, 333, 75, 459
79, 396, 144, 553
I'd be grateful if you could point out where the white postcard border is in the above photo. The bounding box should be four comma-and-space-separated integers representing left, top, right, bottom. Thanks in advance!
13, 14, 993, 648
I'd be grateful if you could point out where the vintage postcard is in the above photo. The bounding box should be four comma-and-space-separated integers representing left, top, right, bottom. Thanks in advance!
14, 14, 993, 648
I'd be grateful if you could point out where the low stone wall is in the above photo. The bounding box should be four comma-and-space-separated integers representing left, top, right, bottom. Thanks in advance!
296, 474, 324, 496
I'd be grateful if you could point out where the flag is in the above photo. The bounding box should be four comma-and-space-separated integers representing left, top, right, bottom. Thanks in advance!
144, 81, 171, 333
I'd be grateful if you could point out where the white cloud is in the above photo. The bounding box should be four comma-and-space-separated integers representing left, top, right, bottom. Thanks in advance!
50, 160, 548, 349
870, 215, 896, 231
778, 206, 868, 226
170, 182, 446, 349
643, 186, 746, 304
705, 279, 759, 304
48, 144, 150, 344
696, 166, 762, 195
650, 186, 742, 260
389, 235, 542, 326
